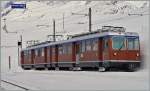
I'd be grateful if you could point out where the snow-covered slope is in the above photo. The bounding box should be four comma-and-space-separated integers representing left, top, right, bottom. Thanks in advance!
0, 1, 149, 72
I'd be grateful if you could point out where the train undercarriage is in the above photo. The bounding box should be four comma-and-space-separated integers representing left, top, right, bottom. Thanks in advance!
21, 61, 141, 72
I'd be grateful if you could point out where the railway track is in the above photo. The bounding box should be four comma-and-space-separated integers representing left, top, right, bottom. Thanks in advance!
1, 80, 30, 90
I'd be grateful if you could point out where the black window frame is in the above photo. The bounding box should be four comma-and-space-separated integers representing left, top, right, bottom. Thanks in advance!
112, 36, 126, 50
91, 38, 98, 51
127, 36, 140, 50
85, 39, 92, 51
80, 40, 86, 53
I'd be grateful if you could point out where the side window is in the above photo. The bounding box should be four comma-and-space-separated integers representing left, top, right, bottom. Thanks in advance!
29, 50, 31, 56
92, 38, 98, 51
24, 50, 30, 60
52, 47, 55, 54
38, 49, 41, 56
35, 48, 43, 56
41, 48, 44, 56
24, 51, 27, 56
35, 49, 38, 56
64, 44, 68, 54
127, 37, 139, 50
62, 43, 72, 55
80, 41, 85, 53
47, 46, 51, 55
58, 45, 63, 55
86, 40, 92, 51
68, 43, 72, 54
24, 50, 30, 56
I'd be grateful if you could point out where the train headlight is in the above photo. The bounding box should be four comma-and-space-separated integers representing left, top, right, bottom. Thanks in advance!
80, 54, 83, 58
136, 53, 139, 57
113, 52, 117, 56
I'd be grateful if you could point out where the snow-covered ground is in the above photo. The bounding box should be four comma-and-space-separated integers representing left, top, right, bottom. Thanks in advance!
1, 81, 26, 90
1, 69, 149, 90
0, 1, 149, 90
1, 0, 149, 72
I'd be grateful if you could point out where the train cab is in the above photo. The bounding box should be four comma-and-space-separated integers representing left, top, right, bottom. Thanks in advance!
102, 32, 140, 71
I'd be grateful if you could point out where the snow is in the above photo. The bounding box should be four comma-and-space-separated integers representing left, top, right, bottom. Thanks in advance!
1, 70, 149, 90
1, 81, 25, 90
126, 1, 149, 8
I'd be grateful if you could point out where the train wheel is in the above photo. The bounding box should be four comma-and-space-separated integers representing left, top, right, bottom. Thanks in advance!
126, 64, 136, 72
98, 67, 106, 72
21, 66, 25, 69
69, 67, 73, 71
22, 67, 26, 70
55, 67, 59, 71
47, 68, 51, 70
73, 67, 81, 71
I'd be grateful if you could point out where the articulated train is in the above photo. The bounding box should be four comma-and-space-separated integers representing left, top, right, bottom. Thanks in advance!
21, 26, 141, 71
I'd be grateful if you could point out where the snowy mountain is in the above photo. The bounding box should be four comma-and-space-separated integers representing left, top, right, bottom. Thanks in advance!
1, 1, 149, 42
0, 1, 149, 72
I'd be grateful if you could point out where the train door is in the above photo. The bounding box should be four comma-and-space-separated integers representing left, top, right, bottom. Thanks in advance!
44, 47, 47, 63
47, 46, 51, 64
31, 49, 35, 64
102, 37, 110, 61
98, 38, 103, 61
21, 51, 24, 64
75, 42, 80, 64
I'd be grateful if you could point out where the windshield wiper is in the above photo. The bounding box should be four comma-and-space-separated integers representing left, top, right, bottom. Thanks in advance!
118, 43, 124, 51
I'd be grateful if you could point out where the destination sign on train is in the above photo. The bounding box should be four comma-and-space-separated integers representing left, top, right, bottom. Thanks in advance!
11, 4, 26, 9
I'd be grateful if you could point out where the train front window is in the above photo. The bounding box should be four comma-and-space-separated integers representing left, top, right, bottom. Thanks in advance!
127, 37, 139, 50
112, 36, 125, 50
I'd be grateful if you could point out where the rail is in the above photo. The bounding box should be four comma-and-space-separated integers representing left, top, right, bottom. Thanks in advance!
1, 80, 30, 90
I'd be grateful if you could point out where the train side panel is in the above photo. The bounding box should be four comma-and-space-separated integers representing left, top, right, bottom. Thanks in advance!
57, 43, 74, 67
46, 46, 52, 68
21, 50, 33, 69
34, 48, 46, 68
77, 38, 103, 67
21, 51, 24, 64
51, 46, 58, 67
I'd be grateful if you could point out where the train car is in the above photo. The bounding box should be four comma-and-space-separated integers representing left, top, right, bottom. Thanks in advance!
21, 50, 34, 69
21, 26, 141, 71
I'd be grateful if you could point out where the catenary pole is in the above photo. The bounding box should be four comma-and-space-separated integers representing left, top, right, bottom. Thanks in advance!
53, 19, 56, 42
89, 8, 92, 32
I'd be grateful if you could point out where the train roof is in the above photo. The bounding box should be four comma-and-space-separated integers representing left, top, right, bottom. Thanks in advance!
22, 31, 139, 51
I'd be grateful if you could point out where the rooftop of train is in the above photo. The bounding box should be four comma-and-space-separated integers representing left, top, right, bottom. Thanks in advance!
23, 26, 139, 51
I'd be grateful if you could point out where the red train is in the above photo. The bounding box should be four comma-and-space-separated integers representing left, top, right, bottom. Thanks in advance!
21, 26, 141, 71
